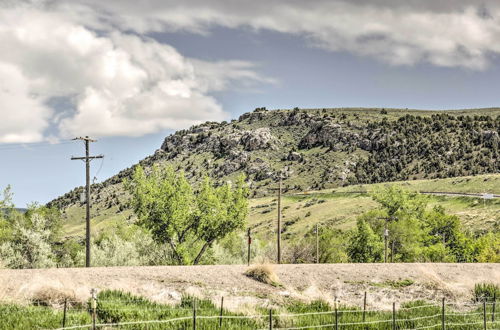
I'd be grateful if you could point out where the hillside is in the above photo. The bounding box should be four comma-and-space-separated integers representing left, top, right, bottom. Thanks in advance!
248, 174, 500, 243
47, 107, 500, 237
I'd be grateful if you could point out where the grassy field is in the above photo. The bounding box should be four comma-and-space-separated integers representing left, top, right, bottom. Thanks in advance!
1, 289, 497, 329
335, 173, 500, 195
61, 174, 500, 240
248, 174, 500, 240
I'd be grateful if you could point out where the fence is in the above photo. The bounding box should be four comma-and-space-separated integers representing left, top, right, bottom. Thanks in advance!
49, 293, 498, 330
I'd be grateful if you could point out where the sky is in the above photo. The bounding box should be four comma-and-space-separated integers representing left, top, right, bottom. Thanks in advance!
1, 0, 500, 207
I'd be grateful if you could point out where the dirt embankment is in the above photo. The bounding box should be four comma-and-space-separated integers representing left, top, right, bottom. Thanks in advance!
0, 263, 498, 311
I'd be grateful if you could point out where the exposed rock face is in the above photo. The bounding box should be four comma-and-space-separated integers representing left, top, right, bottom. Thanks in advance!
241, 128, 273, 151
287, 151, 303, 161
246, 158, 273, 180
219, 133, 242, 155
280, 110, 316, 126
161, 126, 274, 157
300, 123, 359, 150
216, 151, 250, 176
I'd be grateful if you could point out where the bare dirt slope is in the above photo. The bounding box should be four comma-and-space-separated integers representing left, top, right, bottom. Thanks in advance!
0, 264, 498, 311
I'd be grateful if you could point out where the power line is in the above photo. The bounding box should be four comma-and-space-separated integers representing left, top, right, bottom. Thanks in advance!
93, 157, 105, 184
0, 140, 73, 151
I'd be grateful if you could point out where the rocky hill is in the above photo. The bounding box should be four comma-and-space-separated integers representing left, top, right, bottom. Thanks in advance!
48, 107, 500, 214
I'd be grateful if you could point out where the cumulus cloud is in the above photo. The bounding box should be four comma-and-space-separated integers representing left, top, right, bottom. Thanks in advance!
0, 63, 52, 143
64, 0, 500, 70
3, 0, 500, 143
0, 3, 270, 142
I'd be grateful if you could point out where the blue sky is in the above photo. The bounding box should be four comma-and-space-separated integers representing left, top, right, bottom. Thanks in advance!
1, 1, 500, 206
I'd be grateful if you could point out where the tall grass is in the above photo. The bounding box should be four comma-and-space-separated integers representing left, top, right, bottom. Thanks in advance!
474, 282, 500, 302
0, 290, 497, 329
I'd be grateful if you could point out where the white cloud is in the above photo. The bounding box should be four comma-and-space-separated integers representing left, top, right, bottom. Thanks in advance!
0, 3, 270, 142
65, 0, 500, 70
0, 63, 52, 143
2, 0, 500, 143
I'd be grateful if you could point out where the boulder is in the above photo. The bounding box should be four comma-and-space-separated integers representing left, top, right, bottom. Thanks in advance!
287, 151, 303, 161
241, 128, 273, 151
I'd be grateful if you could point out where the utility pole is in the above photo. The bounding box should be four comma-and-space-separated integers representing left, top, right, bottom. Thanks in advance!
391, 240, 395, 263
247, 228, 252, 266
315, 223, 319, 264
277, 174, 282, 264
71, 136, 103, 267
384, 221, 389, 263
269, 172, 283, 264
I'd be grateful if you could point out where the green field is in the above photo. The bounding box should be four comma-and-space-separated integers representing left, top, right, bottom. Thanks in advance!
1, 290, 497, 329
61, 174, 500, 241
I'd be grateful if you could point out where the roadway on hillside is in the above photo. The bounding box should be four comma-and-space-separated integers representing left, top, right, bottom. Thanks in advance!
295, 191, 499, 198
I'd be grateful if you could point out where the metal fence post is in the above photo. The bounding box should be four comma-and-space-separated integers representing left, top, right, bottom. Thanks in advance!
334, 299, 338, 330
493, 293, 496, 323
363, 291, 367, 323
219, 296, 224, 328
269, 309, 273, 330
483, 300, 487, 330
442, 297, 445, 330
193, 298, 197, 330
392, 302, 396, 330
62, 298, 67, 328
91, 289, 97, 330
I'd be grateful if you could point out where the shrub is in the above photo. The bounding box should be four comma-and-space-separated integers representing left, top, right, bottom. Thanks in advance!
244, 264, 280, 286
473, 282, 500, 302
31, 287, 79, 308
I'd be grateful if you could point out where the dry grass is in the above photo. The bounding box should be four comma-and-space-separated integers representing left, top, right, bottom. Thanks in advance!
31, 287, 78, 308
0, 264, 497, 311
244, 264, 281, 287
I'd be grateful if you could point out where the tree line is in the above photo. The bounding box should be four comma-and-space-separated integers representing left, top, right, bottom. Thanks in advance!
0, 169, 498, 268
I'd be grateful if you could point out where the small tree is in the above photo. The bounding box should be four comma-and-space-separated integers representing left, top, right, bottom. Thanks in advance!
347, 219, 383, 262
127, 165, 248, 265
0, 213, 56, 268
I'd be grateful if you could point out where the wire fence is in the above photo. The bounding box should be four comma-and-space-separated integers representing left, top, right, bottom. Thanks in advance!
47, 296, 499, 330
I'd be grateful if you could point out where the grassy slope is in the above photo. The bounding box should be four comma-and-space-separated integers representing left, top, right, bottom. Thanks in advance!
1, 288, 495, 329
55, 107, 500, 239
62, 173, 500, 240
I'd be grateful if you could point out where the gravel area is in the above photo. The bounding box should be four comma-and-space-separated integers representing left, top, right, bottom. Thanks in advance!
0, 263, 498, 311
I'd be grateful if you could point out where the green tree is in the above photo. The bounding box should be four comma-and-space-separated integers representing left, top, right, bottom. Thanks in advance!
0, 185, 13, 210
0, 186, 14, 243
127, 165, 248, 265
0, 212, 56, 268
423, 206, 473, 262
371, 185, 428, 219
473, 232, 500, 263
366, 186, 476, 262
347, 219, 383, 262
318, 228, 349, 263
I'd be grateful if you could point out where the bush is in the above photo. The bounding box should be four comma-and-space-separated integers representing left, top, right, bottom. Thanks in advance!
473, 282, 500, 302
244, 264, 280, 286
347, 219, 383, 262
31, 287, 79, 308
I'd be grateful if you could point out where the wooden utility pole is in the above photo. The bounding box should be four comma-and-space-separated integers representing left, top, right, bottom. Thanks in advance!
269, 173, 283, 264
71, 136, 103, 268
247, 228, 252, 266
391, 240, 395, 263
315, 223, 319, 264
277, 175, 282, 264
376, 217, 391, 263
384, 221, 389, 263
